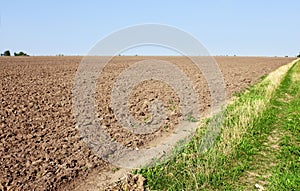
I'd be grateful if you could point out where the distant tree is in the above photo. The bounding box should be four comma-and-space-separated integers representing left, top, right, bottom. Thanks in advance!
297, 52, 300, 58
14, 51, 29, 56
3, 50, 11, 56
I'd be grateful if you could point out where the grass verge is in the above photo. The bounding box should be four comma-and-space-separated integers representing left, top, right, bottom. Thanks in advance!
135, 59, 299, 190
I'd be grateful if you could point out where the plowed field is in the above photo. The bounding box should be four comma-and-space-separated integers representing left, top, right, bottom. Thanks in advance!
0, 56, 294, 190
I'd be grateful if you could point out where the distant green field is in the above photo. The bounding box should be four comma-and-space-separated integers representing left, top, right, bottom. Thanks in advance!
135, 59, 300, 190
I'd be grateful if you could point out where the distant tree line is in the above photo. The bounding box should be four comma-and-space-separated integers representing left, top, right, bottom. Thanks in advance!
1, 50, 29, 56
1, 50, 11, 56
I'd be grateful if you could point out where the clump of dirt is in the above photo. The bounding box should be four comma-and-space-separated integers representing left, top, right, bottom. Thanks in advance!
105, 173, 148, 191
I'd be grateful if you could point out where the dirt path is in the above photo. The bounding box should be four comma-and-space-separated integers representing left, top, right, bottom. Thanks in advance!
237, 60, 300, 191
240, 129, 284, 190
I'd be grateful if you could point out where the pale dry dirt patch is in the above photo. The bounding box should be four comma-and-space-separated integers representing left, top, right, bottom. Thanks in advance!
239, 129, 285, 191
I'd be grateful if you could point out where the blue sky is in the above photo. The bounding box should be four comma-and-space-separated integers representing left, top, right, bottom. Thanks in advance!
0, 0, 299, 56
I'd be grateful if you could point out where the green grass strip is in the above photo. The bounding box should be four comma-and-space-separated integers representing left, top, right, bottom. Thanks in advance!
135, 59, 299, 191
265, 61, 300, 190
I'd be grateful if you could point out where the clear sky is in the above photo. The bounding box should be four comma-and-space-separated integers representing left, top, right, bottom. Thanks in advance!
0, 0, 299, 56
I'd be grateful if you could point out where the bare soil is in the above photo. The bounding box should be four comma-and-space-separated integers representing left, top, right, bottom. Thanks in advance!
0, 56, 294, 190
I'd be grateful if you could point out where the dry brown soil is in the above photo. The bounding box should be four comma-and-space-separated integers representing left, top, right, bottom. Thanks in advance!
0, 56, 294, 190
